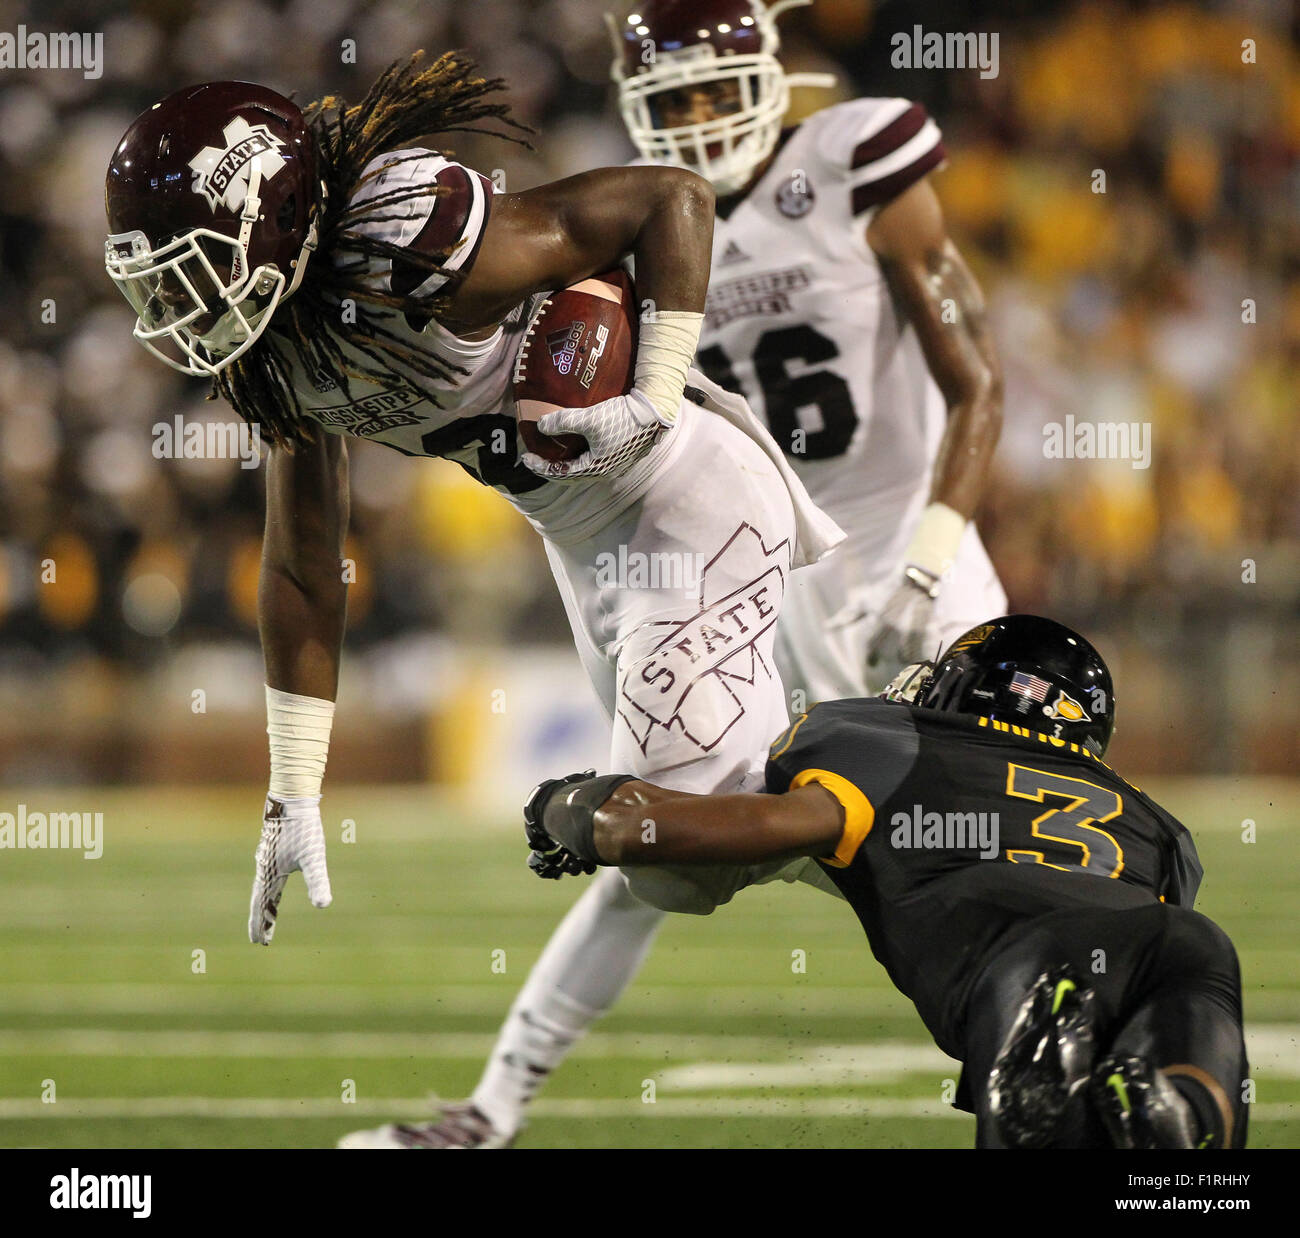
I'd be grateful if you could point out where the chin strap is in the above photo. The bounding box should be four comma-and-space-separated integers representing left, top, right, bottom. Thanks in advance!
283, 179, 326, 302
231, 164, 322, 303
230, 158, 264, 287
199, 173, 325, 359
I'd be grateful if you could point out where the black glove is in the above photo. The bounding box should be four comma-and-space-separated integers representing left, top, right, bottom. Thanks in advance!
524, 770, 599, 880
527, 845, 596, 881
522, 770, 637, 879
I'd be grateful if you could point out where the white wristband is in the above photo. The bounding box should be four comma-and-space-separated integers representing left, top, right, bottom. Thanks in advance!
634, 310, 704, 427
266, 685, 335, 800
904, 502, 966, 585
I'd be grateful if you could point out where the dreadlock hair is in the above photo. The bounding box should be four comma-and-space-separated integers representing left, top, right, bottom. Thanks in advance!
212, 49, 531, 448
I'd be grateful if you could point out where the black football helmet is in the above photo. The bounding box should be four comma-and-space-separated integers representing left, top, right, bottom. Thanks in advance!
883, 615, 1116, 756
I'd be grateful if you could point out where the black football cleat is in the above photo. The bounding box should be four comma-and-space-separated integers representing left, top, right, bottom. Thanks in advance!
988, 965, 1099, 1147
1091, 1056, 1202, 1149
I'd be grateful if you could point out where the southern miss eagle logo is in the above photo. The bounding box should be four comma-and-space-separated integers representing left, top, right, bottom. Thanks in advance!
190, 117, 286, 213
1042, 690, 1087, 722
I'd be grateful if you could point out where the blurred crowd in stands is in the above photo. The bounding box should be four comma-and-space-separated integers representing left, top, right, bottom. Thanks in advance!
0, 0, 1294, 747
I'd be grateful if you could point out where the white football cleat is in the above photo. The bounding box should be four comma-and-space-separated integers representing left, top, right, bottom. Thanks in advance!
337, 1102, 515, 1149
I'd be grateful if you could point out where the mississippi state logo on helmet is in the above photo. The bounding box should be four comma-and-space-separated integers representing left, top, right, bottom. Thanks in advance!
608, 0, 834, 196
104, 82, 324, 377
189, 117, 287, 212
887, 614, 1116, 756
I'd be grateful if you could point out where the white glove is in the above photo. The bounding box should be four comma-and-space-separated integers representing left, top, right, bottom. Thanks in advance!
866, 502, 967, 672
864, 580, 937, 671
249, 794, 332, 945
521, 389, 670, 480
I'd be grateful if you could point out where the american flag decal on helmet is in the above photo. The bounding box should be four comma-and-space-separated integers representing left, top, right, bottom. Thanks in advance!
1009, 671, 1052, 702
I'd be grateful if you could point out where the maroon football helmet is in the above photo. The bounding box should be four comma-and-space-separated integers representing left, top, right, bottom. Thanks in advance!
609, 0, 833, 194
105, 81, 324, 376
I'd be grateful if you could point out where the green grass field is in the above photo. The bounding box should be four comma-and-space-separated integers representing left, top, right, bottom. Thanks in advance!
1, 779, 1296, 1149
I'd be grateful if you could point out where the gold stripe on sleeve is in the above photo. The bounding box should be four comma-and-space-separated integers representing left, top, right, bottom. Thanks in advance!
790, 768, 874, 868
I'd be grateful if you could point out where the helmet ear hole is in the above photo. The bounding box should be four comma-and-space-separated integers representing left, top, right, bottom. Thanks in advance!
277, 193, 297, 233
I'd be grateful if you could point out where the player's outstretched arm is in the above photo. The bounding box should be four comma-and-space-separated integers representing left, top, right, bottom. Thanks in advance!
444, 167, 716, 478
250, 425, 350, 944
260, 425, 350, 700
525, 774, 844, 871
864, 178, 1004, 666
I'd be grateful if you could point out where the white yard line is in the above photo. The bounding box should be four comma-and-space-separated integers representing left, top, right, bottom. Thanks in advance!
0, 1029, 855, 1060
0, 984, 911, 1016
0, 1096, 1001, 1120
0, 1096, 1294, 1121
0, 1026, 1293, 1075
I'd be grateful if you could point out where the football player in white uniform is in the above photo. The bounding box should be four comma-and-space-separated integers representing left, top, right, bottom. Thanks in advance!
422, 0, 1008, 1148
104, 50, 847, 1147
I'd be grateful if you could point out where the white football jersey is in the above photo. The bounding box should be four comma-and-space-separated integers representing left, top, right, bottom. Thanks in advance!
696, 98, 949, 573
268, 148, 687, 546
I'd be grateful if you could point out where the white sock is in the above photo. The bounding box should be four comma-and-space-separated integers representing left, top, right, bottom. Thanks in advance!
471, 868, 665, 1135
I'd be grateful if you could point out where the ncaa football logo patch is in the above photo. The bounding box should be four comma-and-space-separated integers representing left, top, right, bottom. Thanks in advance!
776, 173, 815, 218
190, 117, 286, 213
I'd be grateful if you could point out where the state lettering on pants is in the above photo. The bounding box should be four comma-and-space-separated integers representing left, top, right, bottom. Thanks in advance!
616, 522, 790, 758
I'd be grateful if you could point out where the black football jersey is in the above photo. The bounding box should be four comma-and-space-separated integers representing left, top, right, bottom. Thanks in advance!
765, 698, 1204, 1054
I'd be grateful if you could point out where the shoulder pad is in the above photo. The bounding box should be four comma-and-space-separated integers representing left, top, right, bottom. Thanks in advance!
803, 98, 946, 218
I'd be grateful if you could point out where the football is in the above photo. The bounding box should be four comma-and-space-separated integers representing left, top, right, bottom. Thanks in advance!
512, 268, 638, 463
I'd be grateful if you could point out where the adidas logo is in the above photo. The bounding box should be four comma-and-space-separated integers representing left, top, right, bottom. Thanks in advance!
547, 321, 583, 375
718, 239, 749, 266
547, 327, 573, 358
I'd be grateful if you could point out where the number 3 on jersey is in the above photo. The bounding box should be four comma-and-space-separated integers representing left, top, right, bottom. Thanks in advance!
1003, 763, 1125, 878
699, 325, 857, 460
